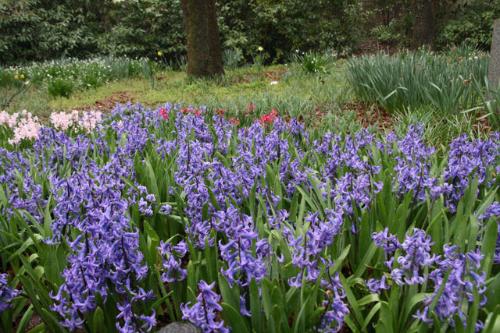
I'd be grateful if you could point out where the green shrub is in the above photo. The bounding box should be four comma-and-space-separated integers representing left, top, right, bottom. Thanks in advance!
0, 0, 105, 65
218, 0, 361, 63
371, 21, 402, 45
292, 52, 333, 74
47, 78, 74, 98
437, 1, 500, 50
223, 48, 244, 69
98, 0, 185, 60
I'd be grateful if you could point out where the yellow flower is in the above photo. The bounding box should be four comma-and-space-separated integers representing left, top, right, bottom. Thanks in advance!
157, 50, 163, 57
14, 73, 19, 80
257, 46, 264, 52
20, 74, 25, 80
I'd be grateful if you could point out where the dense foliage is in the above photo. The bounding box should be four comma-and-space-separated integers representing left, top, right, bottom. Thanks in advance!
0, 0, 106, 65
437, 0, 500, 50
0, 104, 498, 332
2, 0, 498, 66
0, 0, 361, 66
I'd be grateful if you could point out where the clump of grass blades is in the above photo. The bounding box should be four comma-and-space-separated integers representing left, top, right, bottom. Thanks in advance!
346, 48, 488, 114
290, 51, 336, 74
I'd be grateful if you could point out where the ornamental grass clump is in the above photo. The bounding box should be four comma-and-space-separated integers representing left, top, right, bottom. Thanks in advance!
0, 102, 498, 333
346, 48, 488, 114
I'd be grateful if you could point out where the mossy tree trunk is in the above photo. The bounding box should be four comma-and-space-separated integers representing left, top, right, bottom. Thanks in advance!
181, 0, 224, 78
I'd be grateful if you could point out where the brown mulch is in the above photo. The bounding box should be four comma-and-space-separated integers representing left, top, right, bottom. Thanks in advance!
76, 91, 135, 112
263, 67, 288, 81
342, 101, 495, 134
342, 101, 393, 130
93, 92, 134, 111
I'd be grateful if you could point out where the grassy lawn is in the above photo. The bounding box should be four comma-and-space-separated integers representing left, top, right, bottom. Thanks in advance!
1, 56, 496, 147
2, 63, 349, 121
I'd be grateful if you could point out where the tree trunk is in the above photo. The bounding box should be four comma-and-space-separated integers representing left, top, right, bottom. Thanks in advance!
411, 0, 435, 47
181, 0, 224, 78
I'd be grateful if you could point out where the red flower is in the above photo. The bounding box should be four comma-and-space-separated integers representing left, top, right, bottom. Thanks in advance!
159, 107, 169, 120
259, 108, 278, 125
180, 107, 202, 116
229, 117, 240, 126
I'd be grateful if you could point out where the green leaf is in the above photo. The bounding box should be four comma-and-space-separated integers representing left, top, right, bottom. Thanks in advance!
221, 303, 250, 333
353, 243, 377, 278
218, 276, 239, 311
91, 307, 105, 333
482, 218, 499, 278
332, 245, 350, 272
250, 279, 263, 332
15, 304, 34, 333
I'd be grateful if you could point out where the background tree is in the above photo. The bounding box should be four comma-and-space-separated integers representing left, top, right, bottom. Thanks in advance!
411, 0, 436, 47
180, 0, 224, 77
1, 0, 499, 66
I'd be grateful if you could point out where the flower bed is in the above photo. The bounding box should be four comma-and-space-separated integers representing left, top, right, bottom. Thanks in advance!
0, 103, 498, 333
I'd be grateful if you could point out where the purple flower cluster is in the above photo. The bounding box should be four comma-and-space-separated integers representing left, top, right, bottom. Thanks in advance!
50, 155, 155, 332
319, 269, 349, 333
0, 148, 45, 223
181, 280, 229, 333
372, 228, 400, 254
213, 206, 269, 287
371, 228, 437, 286
416, 246, 486, 329
2, 101, 498, 332
0, 273, 19, 313
174, 115, 214, 248
442, 134, 499, 212
285, 211, 343, 287
370, 228, 488, 329
479, 202, 500, 264
137, 186, 156, 217
315, 130, 383, 230
158, 240, 188, 283
394, 125, 436, 201
170, 111, 311, 251
213, 114, 233, 154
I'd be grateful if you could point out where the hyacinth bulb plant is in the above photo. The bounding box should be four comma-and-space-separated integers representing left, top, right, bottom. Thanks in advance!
0, 102, 498, 333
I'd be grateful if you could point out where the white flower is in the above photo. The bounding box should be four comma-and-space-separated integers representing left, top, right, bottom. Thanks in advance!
50, 111, 79, 131
270, 80, 279, 85
0, 111, 14, 126
8, 111, 41, 144
79, 111, 102, 132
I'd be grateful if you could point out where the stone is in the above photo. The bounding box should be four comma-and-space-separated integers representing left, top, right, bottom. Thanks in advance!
157, 322, 200, 333
488, 19, 500, 89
